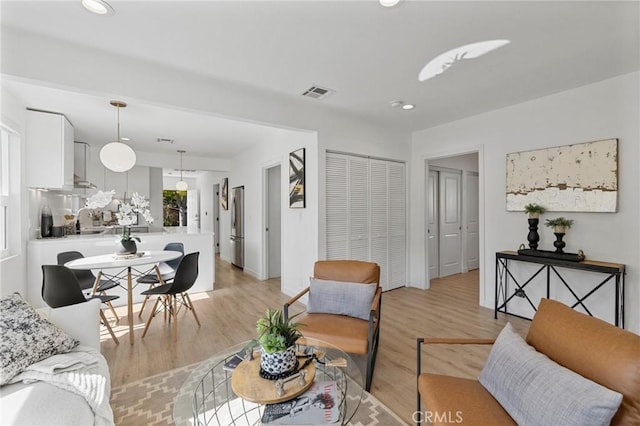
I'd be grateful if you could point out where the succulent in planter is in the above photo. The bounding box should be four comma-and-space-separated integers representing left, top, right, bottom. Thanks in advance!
545, 217, 574, 233
523, 203, 547, 218
256, 309, 302, 354
256, 309, 303, 376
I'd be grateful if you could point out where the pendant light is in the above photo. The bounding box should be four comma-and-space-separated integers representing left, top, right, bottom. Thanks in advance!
100, 100, 136, 172
176, 150, 188, 191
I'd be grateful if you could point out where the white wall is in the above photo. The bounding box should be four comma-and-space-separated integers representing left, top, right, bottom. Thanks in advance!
410, 72, 640, 333
224, 128, 318, 297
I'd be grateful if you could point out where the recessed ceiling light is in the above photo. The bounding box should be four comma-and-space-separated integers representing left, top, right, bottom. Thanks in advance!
379, 0, 401, 7
419, 39, 510, 82
120, 137, 130, 141
81, 0, 114, 15
390, 100, 415, 111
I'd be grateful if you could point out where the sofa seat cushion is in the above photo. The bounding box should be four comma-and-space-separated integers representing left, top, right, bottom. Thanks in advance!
297, 312, 370, 354
418, 373, 515, 426
0, 381, 95, 425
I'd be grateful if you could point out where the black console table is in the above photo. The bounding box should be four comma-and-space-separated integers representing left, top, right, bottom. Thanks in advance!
495, 251, 625, 328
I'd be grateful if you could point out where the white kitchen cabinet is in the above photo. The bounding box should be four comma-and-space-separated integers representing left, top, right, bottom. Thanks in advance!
26, 110, 74, 189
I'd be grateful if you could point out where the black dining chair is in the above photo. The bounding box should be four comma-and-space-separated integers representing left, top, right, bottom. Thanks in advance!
57, 250, 120, 321
141, 252, 200, 341
42, 264, 120, 344
136, 242, 184, 318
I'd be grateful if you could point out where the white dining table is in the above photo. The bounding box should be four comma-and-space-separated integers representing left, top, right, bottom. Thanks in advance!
65, 250, 182, 345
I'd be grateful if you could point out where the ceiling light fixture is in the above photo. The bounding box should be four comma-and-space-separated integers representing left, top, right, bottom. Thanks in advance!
379, 0, 401, 7
176, 150, 188, 191
81, 0, 114, 15
99, 101, 136, 172
390, 100, 415, 110
419, 39, 511, 82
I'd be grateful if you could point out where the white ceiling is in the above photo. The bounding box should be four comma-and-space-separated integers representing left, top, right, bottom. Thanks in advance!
1, 1, 639, 160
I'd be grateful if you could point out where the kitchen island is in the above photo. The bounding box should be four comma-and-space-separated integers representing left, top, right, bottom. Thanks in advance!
27, 228, 214, 309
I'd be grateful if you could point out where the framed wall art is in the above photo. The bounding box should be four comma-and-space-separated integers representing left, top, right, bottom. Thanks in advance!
221, 177, 228, 210
506, 139, 618, 212
289, 148, 305, 208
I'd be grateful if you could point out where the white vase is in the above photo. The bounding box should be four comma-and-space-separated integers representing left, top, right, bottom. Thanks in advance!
260, 346, 297, 375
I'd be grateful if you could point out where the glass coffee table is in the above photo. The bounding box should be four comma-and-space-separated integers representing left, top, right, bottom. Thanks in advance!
173, 339, 364, 425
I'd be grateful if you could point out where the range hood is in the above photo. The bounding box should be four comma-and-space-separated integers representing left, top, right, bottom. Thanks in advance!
74, 141, 98, 189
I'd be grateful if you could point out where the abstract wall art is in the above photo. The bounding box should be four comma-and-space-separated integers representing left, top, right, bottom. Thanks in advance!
506, 139, 618, 212
289, 148, 305, 208
221, 177, 228, 210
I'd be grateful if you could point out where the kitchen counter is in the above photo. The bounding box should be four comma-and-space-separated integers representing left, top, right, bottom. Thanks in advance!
27, 228, 215, 308
30, 227, 212, 243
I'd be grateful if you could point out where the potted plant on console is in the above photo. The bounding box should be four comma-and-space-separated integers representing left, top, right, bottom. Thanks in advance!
524, 203, 546, 250
115, 192, 154, 255
256, 309, 302, 377
545, 217, 574, 254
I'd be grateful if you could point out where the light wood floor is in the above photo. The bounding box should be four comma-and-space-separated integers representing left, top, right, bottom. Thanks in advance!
102, 257, 531, 425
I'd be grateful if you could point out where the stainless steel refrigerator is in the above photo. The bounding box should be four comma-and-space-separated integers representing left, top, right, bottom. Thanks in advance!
230, 186, 244, 268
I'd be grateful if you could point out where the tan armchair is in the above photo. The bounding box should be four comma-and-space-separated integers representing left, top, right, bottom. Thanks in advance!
416, 299, 640, 425
283, 260, 381, 391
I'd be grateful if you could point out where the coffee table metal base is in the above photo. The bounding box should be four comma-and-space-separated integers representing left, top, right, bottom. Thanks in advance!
173, 339, 363, 426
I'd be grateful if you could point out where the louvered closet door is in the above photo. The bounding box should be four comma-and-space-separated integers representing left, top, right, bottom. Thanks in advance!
348, 156, 370, 261
370, 160, 389, 290
326, 155, 348, 259
388, 162, 406, 290
326, 152, 406, 291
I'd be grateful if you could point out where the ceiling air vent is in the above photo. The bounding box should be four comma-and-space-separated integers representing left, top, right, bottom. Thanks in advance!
157, 138, 175, 144
301, 85, 334, 100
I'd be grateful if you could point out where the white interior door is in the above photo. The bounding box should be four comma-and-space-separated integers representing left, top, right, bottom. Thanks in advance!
427, 170, 439, 280
213, 184, 220, 253
267, 165, 281, 278
466, 172, 479, 270
187, 189, 199, 229
439, 170, 462, 277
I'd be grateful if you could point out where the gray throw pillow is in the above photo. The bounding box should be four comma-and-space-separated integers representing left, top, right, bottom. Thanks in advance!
479, 323, 622, 426
306, 278, 376, 320
0, 293, 79, 385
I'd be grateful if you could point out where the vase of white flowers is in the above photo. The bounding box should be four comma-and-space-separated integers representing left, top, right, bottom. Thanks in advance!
115, 192, 154, 254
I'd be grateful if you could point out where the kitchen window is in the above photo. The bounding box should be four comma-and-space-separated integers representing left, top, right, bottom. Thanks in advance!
0, 125, 18, 260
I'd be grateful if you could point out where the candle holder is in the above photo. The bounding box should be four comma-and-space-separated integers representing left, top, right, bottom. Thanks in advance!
553, 232, 566, 253
527, 218, 540, 250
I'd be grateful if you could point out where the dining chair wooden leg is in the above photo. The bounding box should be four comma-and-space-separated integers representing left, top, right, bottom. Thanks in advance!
99, 309, 119, 345
184, 293, 201, 327
138, 295, 150, 318
142, 297, 162, 338
104, 297, 119, 322
172, 295, 178, 342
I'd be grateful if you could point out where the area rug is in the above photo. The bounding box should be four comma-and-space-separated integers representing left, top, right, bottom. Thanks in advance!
111, 363, 407, 425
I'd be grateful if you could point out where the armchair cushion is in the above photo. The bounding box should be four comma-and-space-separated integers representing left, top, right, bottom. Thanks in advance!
307, 277, 376, 320
479, 323, 623, 426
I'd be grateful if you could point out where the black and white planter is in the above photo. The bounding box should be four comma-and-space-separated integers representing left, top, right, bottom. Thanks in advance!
260, 346, 297, 375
